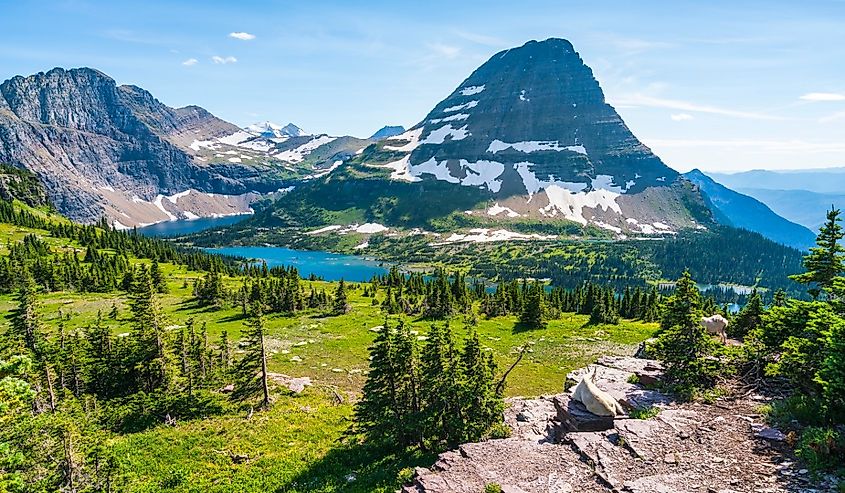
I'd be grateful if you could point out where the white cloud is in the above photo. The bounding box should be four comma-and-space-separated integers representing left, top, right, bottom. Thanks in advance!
211, 55, 238, 64
453, 30, 509, 48
610, 93, 781, 120
427, 43, 461, 59
820, 111, 845, 123
229, 32, 256, 41
670, 113, 694, 121
181, 58, 198, 66
799, 92, 845, 102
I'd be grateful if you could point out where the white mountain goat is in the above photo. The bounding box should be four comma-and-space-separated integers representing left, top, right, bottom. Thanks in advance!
701, 314, 729, 343
572, 368, 626, 417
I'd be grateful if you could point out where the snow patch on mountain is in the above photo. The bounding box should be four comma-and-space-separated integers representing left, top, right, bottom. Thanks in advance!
540, 185, 622, 225
429, 113, 470, 125
460, 85, 485, 96
383, 128, 423, 152
412, 158, 459, 183
444, 100, 479, 112
420, 125, 469, 145
514, 162, 588, 196
379, 155, 421, 182
218, 131, 253, 146
274, 135, 336, 163
487, 203, 521, 218
487, 140, 587, 155
432, 228, 556, 245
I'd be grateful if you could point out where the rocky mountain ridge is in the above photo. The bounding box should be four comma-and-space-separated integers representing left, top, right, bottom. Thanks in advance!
0, 68, 369, 226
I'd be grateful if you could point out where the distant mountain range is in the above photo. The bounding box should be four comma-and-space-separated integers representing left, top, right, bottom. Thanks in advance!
684, 170, 815, 250
706, 169, 845, 232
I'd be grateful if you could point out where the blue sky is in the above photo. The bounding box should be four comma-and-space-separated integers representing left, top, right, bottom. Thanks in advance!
2, 0, 845, 172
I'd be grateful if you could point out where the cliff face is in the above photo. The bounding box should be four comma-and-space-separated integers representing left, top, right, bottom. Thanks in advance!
0, 67, 284, 223
353, 38, 713, 234
407, 38, 677, 195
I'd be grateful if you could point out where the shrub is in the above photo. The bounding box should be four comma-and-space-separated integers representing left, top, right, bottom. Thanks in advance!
796, 427, 845, 474
629, 406, 661, 420
484, 483, 503, 493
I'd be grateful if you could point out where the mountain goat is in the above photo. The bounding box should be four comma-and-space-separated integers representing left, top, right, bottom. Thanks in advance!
572, 369, 626, 417
701, 314, 729, 343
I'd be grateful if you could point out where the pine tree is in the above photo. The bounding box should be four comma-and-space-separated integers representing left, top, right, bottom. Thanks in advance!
354, 320, 407, 445
332, 279, 350, 315
150, 259, 168, 294
732, 289, 764, 339
790, 208, 844, 296
419, 323, 463, 447
219, 330, 232, 368
518, 282, 546, 329
653, 271, 717, 394
9, 270, 43, 354
234, 303, 271, 408
817, 313, 845, 421
127, 265, 173, 393
459, 327, 503, 442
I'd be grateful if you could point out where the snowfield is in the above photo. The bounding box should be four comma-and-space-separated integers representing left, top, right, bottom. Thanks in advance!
487, 139, 587, 155
431, 228, 556, 245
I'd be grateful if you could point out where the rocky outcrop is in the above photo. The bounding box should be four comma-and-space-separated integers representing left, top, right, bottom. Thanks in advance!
403, 356, 826, 493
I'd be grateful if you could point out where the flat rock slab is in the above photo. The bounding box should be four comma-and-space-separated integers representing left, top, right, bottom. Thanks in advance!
553, 394, 615, 432
403, 438, 607, 493
504, 396, 560, 442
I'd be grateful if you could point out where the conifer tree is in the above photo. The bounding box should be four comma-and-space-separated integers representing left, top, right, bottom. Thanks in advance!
518, 282, 546, 329
459, 327, 502, 442
817, 314, 845, 421
332, 279, 350, 315
219, 330, 232, 368
234, 303, 271, 408
9, 270, 43, 354
732, 289, 764, 339
150, 259, 168, 294
790, 208, 844, 295
419, 323, 463, 447
354, 320, 406, 445
653, 271, 716, 394
128, 265, 173, 393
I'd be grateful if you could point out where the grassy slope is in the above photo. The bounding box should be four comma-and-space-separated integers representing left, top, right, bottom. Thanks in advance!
0, 219, 656, 492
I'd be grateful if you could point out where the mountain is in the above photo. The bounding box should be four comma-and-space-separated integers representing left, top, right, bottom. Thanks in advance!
247, 38, 714, 239
683, 169, 815, 250
369, 125, 406, 140
245, 121, 308, 138
709, 168, 845, 194
0, 68, 367, 226
704, 169, 844, 232
731, 188, 844, 232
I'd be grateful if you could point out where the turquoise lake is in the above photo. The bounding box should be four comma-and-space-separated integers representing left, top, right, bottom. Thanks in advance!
136, 215, 249, 237
138, 217, 388, 282
205, 246, 388, 282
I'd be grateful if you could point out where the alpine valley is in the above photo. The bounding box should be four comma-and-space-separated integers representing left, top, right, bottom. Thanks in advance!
0, 39, 813, 291
2, 21, 843, 493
